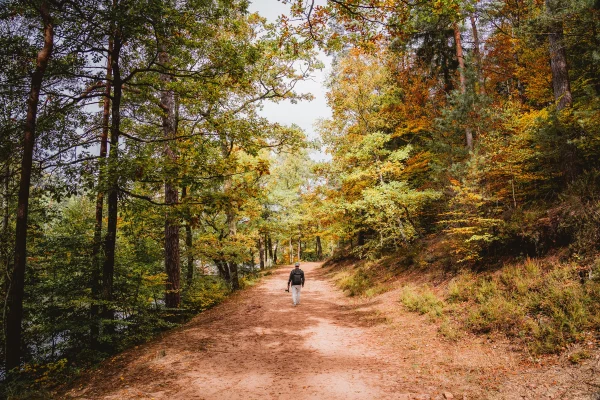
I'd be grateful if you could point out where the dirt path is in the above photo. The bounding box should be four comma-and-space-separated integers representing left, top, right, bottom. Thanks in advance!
65, 262, 600, 400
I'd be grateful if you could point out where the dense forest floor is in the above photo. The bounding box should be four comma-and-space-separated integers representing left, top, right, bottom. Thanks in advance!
60, 262, 600, 400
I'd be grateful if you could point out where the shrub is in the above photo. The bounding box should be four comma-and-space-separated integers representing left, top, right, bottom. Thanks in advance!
459, 260, 600, 353
447, 272, 475, 303
337, 268, 373, 296
528, 265, 595, 353
364, 285, 389, 298
498, 259, 543, 296
438, 319, 462, 341
400, 285, 444, 318
182, 276, 230, 312
466, 297, 526, 335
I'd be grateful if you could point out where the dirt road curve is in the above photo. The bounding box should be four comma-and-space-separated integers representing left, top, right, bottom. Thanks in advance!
65, 262, 599, 400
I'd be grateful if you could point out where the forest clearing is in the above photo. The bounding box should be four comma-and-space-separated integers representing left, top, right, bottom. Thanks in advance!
1, 0, 600, 398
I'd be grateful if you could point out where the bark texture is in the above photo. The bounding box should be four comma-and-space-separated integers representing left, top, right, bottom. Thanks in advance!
316, 235, 323, 260
259, 237, 265, 269
267, 235, 273, 263
546, 0, 572, 110
453, 22, 473, 150
102, 34, 123, 326
181, 187, 194, 286
159, 49, 181, 308
220, 133, 239, 289
91, 39, 112, 347
470, 14, 485, 95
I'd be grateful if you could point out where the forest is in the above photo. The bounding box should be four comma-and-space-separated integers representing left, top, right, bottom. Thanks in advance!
1, 0, 599, 395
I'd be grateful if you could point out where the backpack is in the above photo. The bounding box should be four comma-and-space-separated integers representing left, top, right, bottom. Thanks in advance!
291, 269, 303, 285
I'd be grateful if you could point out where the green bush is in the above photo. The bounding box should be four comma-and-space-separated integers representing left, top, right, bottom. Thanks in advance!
182, 276, 230, 312
364, 285, 389, 298
527, 266, 595, 353
337, 268, 373, 296
473, 279, 499, 304
498, 260, 542, 296
400, 285, 444, 318
461, 260, 600, 353
466, 296, 526, 334
397, 259, 600, 354
438, 318, 462, 341
447, 272, 475, 303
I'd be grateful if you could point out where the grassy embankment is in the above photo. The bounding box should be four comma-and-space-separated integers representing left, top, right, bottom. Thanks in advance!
327, 247, 600, 358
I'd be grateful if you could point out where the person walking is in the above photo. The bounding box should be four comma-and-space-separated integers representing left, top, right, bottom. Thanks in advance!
287, 262, 305, 306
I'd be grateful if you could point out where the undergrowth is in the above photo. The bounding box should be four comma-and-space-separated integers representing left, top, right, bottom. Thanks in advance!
182, 275, 231, 312
400, 285, 444, 318
334, 265, 389, 297
398, 258, 600, 354
0, 270, 268, 399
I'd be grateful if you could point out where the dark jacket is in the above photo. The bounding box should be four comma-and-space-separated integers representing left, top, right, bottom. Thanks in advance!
288, 268, 305, 286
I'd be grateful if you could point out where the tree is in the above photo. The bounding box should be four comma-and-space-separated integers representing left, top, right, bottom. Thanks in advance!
5, 0, 55, 372
158, 36, 181, 309
3, 0, 104, 372
545, 0, 572, 110
90, 36, 113, 347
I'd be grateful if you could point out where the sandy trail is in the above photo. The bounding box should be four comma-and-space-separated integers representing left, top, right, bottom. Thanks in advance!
65, 262, 599, 400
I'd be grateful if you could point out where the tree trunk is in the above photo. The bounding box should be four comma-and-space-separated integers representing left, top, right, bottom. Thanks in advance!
258, 237, 265, 269
182, 187, 193, 287
214, 259, 230, 281
163, 195, 181, 305
185, 224, 193, 285
297, 237, 301, 261
316, 235, 323, 260
441, 52, 453, 93
546, 0, 572, 110
263, 233, 269, 267
228, 261, 239, 290
91, 39, 112, 348
453, 23, 466, 93
273, 241, 278, 265
453, 22, 473, 150
2, 164, 9, 274
267, 235, 273, 264
289, 238, 293, 264
218, 128, 240, 289
159, 48, 181, 308
223, 195, 239, 289
5, 1, 53, 373
469, 14, 485, 96
102, 34, 123, 328
357, 230, 365, 246
224, 203, 239, 289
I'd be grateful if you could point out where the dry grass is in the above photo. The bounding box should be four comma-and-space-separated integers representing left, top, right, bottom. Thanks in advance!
330, 253, 600, 355
421, 258, 600, 354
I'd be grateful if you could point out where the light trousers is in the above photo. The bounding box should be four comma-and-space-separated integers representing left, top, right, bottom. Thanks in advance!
291, 284, 302, 305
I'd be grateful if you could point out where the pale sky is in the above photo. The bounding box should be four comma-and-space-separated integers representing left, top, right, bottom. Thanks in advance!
247, 0, 332, 160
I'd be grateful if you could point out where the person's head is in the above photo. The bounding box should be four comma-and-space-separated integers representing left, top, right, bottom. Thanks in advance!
294, 262, 300, 268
